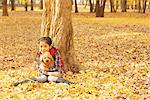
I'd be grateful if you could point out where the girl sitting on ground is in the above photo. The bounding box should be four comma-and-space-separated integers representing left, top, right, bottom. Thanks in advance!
14, 37, 74, 86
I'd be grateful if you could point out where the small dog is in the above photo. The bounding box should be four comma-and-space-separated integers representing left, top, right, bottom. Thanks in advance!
40, 51, 54, 71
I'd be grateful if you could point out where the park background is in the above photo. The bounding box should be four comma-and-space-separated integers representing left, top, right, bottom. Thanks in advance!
0, 0, 150, 99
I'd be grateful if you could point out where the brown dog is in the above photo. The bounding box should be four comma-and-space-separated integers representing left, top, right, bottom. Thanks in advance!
40, 52, 54, 71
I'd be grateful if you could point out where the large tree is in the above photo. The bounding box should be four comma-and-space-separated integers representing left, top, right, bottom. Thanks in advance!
2, 0, 8, 16
41, 0, 79, 73
96, 0, 106, 17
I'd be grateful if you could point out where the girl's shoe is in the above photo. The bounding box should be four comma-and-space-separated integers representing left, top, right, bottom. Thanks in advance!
56, 77, 74, 85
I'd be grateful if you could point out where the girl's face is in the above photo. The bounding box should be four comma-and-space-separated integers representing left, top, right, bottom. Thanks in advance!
39, 41, 51, 54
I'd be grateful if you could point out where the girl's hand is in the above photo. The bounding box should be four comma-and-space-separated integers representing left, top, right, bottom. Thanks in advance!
48, 72, 62, 77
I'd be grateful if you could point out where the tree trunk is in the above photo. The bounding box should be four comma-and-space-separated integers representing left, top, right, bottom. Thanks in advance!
10, 0, 15, 11
96, 0, 100, 17
143, 0, 147, 13
96, 0, 106, 17
25, 2, 28, 11
2, 0, 8, 16
31, 0, 34, 11
84, 0, 88, 8
75, 0, 78, 13
116, 0, 119, 12
41, 0, 79, 73
138, 0, 141, 13
39, 0, 43, 9
110, 0, 116, 12
121, 0, 127, 12
71, 0, 73, 5
89, 0, 93, 13
99, 0, 106, 17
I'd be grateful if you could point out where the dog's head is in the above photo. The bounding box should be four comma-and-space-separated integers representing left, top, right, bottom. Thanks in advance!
40, 52, 54, 68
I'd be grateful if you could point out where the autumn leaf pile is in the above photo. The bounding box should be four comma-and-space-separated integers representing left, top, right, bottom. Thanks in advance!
0, 11, 150, 99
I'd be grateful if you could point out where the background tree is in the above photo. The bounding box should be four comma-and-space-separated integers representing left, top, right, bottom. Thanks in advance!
142, 0, 147, 13
96, 0, 100, 16
89, 0, 93, 12
10, 0, 15, 11
75, 0, 78, 13
2, 0, 8, 16
41, 0, 79, 73
96, 0, 106, 17
138, 0, 142, 13
31, 0, 33, 10
121, 0, 127, 12
39, 0, 43, 9
24, 0, 28, 11
116, 0, 119, 12
110, 0, 116, 12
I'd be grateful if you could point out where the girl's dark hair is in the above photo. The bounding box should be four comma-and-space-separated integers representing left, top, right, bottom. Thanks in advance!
38, 37, 52, 46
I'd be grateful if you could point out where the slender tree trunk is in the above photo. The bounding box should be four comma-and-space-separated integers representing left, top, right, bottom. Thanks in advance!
31, 0, 34, 11
84, 0, 88, 8
10, 0, 15, 11
121, 0, 127, 12
41, 0, 79, 73
75, 0, 78, 13
138, 0, 141, 13
143, 0, 147, 13
39, 0, 43, 9
2, 0, 8, 16
25, 2, 28, 11
110, 0, 116, 12
89, 0, 93, 12
116, 0, 119, 12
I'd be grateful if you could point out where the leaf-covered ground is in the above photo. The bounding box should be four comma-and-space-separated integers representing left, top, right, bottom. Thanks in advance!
0, 11, 150, 99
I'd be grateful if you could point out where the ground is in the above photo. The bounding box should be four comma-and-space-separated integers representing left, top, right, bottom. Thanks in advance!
0, 10, 150, 99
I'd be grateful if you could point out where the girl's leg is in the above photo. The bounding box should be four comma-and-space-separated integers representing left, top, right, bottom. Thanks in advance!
55, 77, 75, 84
47, 76, 58, 82
33, 75, 48, 82
13, 75, 48, 86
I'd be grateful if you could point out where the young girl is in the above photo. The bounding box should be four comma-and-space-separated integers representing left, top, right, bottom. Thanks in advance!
14, 37, 73, 86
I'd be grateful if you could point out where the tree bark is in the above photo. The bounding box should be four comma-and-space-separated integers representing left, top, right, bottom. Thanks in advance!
121, 0, 127, 12
41, 0, 79, 73
2, 0, 8, 16
10, 0, 15, 11
75, 0, 78, 13
31, 0, 34, 11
